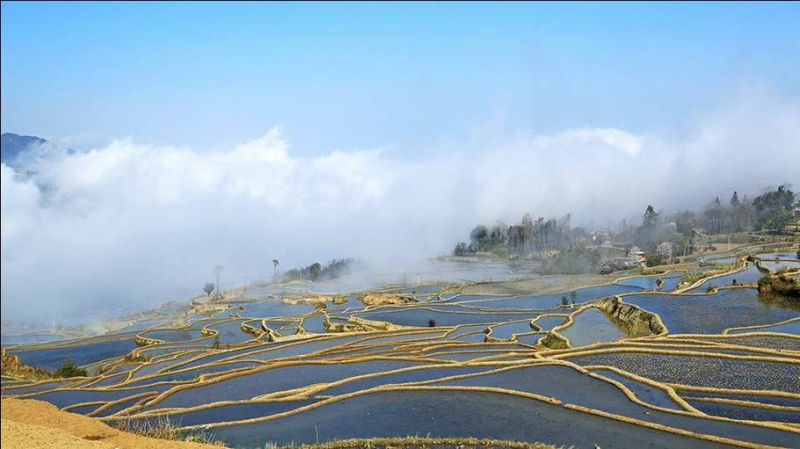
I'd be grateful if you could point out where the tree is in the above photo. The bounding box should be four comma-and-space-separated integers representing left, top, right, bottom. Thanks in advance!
730, 191, 740, 207
675, 211, 695, 237
453, 241, 469, 256
203, 283, 215, 296
308, 262, 322, 281
272, 259, 279, 278
704, 197, 723, 234
561, 296, 568, 306
636, 205, 660, 250
643, 205, 658, 228
469, 225, 489, 251
753, 184, 795, 232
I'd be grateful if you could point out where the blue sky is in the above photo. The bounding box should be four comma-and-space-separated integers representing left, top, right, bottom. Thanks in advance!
2, 2, 799, 154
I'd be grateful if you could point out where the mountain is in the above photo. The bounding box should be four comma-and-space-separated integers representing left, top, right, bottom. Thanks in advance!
1, 133, 48, 165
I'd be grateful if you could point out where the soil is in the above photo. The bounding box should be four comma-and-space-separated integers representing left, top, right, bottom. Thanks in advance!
1, 398, 220, 449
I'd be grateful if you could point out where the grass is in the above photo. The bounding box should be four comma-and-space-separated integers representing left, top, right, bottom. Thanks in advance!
112, 416, 223, 445
680, 272, 708, 285
680, 264, 735, 285
276, 436, 557, 449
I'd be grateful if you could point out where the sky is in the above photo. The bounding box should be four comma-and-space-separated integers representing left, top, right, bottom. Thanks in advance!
3, 2, 799, 152
1, 2, 799, 324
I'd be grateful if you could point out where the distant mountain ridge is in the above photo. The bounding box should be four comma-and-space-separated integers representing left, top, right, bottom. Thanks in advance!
1, 133, 48, 164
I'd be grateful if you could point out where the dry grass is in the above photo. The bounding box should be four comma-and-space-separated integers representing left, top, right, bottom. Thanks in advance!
278, 436, 557, 449
112, 416, 222, 445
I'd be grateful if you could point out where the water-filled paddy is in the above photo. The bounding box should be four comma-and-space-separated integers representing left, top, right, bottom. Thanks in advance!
356, 305, 540, 327
557, 308, 627, 347
1, 333, 70, 346
6, 252, 799, 448
11, 338, 139, 371
122, 399, 317, 427
533, 315, 567, 331
140, 329, 205, 342
460, 284, 640, 310
488, 320, 534, 340
206, 389, 742, 449
617, 273, 682, 291
590, 369, 685, 410
757, 251, 799, 260
759, 260, 800, 272
299, 314, 327, 333
208, 320, 255, 344
27, 383, 174, 408
566, 352, 800, 391
237, 300, 316, 318
684, 397, 800, 423
150, 360, 420, 410
686, 264, 762, 292
729, 319, 800, 336
622, 288, 800, 334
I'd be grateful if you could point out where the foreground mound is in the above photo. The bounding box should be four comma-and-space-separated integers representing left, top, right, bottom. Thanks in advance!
0, 398, 217, 449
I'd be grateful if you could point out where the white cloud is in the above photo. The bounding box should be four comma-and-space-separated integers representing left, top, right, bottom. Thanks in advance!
1, 91, 799, 324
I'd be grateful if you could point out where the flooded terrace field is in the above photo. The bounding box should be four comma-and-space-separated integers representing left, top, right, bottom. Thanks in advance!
3, 250, 799, 448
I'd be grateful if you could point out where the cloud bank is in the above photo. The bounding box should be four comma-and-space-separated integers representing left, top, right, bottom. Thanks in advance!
1, 91, 798, 324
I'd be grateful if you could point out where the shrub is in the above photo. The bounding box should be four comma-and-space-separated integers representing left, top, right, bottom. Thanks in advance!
645, 254, 666, 267
428, 319, 437, 327
54, 361, 87, 378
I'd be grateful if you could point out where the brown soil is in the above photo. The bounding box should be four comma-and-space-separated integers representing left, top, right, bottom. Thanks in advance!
1, 398, 220, 449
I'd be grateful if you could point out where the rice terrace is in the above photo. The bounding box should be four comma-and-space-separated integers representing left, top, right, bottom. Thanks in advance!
3, 238, 799, 448
2, 2, 800, 448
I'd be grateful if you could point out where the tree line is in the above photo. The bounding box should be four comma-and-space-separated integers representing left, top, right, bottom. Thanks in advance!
453, 184, 798, 272
453, 213, 576, 259
279, 258, 355, 282
630, 184, 797, 256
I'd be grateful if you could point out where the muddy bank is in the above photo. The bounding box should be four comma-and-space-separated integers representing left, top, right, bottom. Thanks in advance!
595, 296, 666, 337
0, 349, 53, 382
757, 273, 800, 298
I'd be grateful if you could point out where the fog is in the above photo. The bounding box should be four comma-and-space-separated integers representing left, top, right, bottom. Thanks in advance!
1, 90, 799, 325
